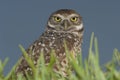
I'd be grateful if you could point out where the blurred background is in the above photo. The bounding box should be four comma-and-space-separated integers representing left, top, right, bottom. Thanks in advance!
0, 0, 120, 74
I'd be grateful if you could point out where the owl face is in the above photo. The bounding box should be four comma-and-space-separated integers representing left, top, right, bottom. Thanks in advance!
47, 9, 83, 33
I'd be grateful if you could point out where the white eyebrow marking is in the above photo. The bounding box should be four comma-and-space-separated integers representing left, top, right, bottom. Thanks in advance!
53, 14, 64, 19
69, 14, 79, 17
54, 14, 80, 20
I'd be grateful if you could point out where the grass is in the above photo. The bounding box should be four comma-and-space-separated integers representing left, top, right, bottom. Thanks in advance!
0, 32, 120, 80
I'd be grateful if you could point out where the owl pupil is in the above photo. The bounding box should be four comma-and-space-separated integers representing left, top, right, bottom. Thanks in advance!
73, 18, 75, 20
57, 17, 60, 20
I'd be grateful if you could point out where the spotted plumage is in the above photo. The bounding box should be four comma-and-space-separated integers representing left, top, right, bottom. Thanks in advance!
15, 9, 84, 77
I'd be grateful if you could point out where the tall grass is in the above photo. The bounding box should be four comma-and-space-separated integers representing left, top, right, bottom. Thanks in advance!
0, 33, 120, 80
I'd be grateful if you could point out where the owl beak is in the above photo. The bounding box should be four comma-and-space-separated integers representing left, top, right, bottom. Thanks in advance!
62, 20, 69, 30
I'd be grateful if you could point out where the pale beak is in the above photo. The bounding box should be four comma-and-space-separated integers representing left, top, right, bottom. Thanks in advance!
62, 20, 69, 30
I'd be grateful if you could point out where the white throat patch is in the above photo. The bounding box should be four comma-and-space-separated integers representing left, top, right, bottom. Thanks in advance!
74, 23, 83, 30
48, 22, 55, 28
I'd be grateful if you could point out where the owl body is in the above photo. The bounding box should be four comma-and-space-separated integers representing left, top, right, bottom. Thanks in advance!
15, 9, 84, 76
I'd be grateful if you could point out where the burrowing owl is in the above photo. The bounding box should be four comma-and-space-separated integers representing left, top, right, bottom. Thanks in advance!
15, 9, 84, 77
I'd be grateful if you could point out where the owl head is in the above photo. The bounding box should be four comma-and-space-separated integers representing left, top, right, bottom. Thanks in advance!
46, 9, 84, 34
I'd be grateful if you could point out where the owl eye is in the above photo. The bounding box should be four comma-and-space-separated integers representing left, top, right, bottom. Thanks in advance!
70, 17, 78, 22
54, 16, 61, 22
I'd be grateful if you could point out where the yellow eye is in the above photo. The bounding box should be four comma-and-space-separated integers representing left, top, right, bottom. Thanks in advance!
70, 17, 78, 22
54, 16, 61, 22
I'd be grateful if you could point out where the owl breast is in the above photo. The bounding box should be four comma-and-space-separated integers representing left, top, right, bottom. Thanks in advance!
28, 31, 83, 64
16, 30, 83, 76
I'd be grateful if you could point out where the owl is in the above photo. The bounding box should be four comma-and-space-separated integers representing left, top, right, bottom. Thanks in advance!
15, 9, 84, 77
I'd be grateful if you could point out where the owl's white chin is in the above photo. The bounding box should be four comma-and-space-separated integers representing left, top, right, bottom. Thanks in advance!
66, 23, 83, 32
74, 23, 83, 31
47, 21, 83, 35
